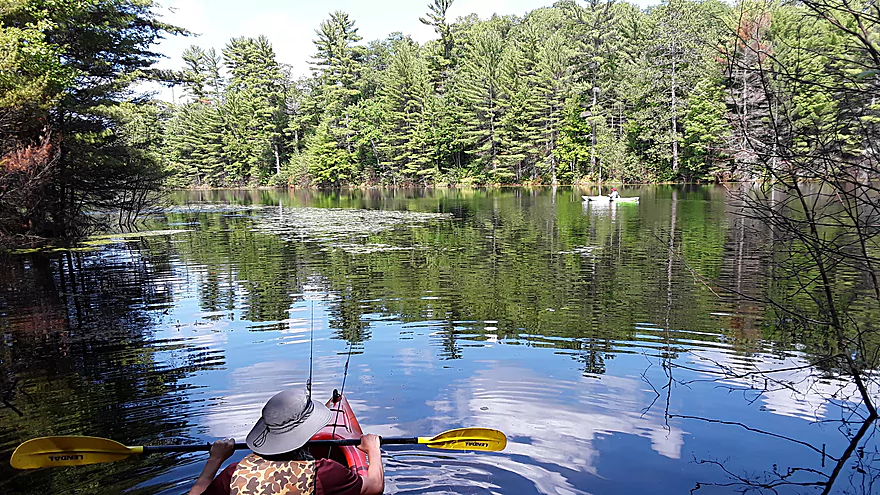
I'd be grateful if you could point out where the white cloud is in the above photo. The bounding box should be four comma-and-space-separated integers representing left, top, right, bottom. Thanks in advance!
424, 364, 686, 493
196, 356, 359, 438
690, 349, 880, 421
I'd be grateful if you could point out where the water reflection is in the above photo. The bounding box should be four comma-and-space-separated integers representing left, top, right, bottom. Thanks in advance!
0, 247, 221, 493
433, 366, 685, 480
0, 187, 876, 494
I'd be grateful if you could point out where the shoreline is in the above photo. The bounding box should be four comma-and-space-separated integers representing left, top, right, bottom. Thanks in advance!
174, 181, 743, 191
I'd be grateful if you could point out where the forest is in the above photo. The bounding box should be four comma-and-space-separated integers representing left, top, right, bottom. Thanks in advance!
159, 0, 870, 187
1, 0, 878, 239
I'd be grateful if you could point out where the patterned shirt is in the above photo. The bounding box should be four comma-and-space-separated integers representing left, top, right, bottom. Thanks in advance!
201, 457, 362, 495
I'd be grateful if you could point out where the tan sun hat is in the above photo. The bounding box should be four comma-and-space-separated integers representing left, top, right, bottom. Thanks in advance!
245, 389, 332, 456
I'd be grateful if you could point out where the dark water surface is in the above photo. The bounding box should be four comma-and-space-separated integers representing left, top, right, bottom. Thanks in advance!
0, 187, 876, 494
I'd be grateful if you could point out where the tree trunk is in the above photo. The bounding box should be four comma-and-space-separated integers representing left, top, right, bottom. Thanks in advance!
666, 189, 678, 354
489, 88, 497, 172
369, 137, 382, 181
671, 48, 679, 173
590, 83, 598, 177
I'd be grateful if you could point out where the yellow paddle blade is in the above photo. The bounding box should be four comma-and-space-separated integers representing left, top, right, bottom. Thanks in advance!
11, 436, 143, 470
419, 427, 507, 452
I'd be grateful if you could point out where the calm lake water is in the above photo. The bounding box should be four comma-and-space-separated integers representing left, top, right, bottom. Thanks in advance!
0, 186, 876, 494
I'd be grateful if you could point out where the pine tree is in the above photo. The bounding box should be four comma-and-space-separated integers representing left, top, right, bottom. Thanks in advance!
309, 11, 364, 184
181, 46, 223, 100
284, 76, 320, 153
564, 0, 620, 179
165, 101, 227, 185
307, 120, 358, 185
383, 38, 433, 182
222, 36, 287, 181
497, 39, 542, 181
420, 0, 456, 92
534, 31, 574, 184
459, 28, 506, 177
166, 45, 229, 185
420, 0, 455, 60
684, 78, 729, 180
0, 0, 184, 237
622, 0, 727, 180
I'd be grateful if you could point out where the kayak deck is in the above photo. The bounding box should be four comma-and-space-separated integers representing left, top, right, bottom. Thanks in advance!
308, 390, 369, 477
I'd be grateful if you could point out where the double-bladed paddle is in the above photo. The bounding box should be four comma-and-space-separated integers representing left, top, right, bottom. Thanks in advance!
11, 427, 507, 469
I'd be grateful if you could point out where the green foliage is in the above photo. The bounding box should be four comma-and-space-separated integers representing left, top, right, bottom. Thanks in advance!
307, 120, 358, 186
684, 79, 729, 180
0, 0, 184, 240
0, 20, 72, 111
273, 152, 311, 187
8, 0, 877, 195
153, 0, 878, 188
459, 28, 506, 174
165, 35, 290, 186
164, 101, 227, 186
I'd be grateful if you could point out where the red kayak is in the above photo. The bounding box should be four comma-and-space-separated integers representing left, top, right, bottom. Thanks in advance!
308, 390, 370, 477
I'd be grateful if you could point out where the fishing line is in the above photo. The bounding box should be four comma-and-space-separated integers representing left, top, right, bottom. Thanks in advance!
333, 339, 355, 422
338, 338, 354, 404
307, 299, 314, 400
330, 331, 356, 456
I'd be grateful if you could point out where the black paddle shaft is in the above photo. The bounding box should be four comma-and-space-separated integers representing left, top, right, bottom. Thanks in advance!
142, 437, 418, 454
308, 436, 419, 447
142, 443, 248, 454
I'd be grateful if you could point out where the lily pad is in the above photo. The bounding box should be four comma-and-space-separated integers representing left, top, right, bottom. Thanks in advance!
254, 207, 450, 244
164, 204, 264, 214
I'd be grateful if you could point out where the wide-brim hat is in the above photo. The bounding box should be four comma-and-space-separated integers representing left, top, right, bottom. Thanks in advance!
246, 389, 333, 456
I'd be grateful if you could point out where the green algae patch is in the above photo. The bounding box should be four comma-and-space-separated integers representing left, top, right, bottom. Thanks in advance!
90, 229, 194, 240
254, 207, 450, 249
5, 229, 195, 254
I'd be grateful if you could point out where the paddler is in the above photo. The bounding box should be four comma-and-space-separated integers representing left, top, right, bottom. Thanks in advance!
189, 388, 385, 495
609, 187, 619, 199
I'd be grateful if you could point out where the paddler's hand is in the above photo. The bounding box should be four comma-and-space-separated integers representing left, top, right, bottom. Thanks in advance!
357, 434, 384, 494
357, 433, 381, 454
209, 437, 236, 461
188, 438, 236, 495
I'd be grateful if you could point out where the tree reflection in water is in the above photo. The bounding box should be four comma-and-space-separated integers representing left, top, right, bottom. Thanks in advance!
0, 245, 222, 493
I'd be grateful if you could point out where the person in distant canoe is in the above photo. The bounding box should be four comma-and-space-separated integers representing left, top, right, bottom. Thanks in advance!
609, 187, 620, 199
190, 388, 385, 495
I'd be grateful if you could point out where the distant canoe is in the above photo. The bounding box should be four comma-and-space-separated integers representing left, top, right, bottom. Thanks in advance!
582, 196, 639, 203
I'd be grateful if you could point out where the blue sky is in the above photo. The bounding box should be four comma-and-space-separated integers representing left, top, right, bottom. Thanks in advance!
152, 0, 659, 79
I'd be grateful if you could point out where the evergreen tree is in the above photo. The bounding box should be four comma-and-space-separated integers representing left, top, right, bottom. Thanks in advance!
383, 38, 434, 182
284, 76, 320, 153
165, 101, 227, 185
564, 0, 621, 178
181, 46, 223, 100
459, 28, 506, 177
684, 78, 729, 180
624, 0, 727, 179
420, 0, 456, 91
166, 45, 229, 185
420, 0, 455, 60
497, 36, 542, 181
534, 31, 574, 184
151, 0, 877, 188
1, 0, 183, 238
222, 36, 287, 180
309, 11, 364, 184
